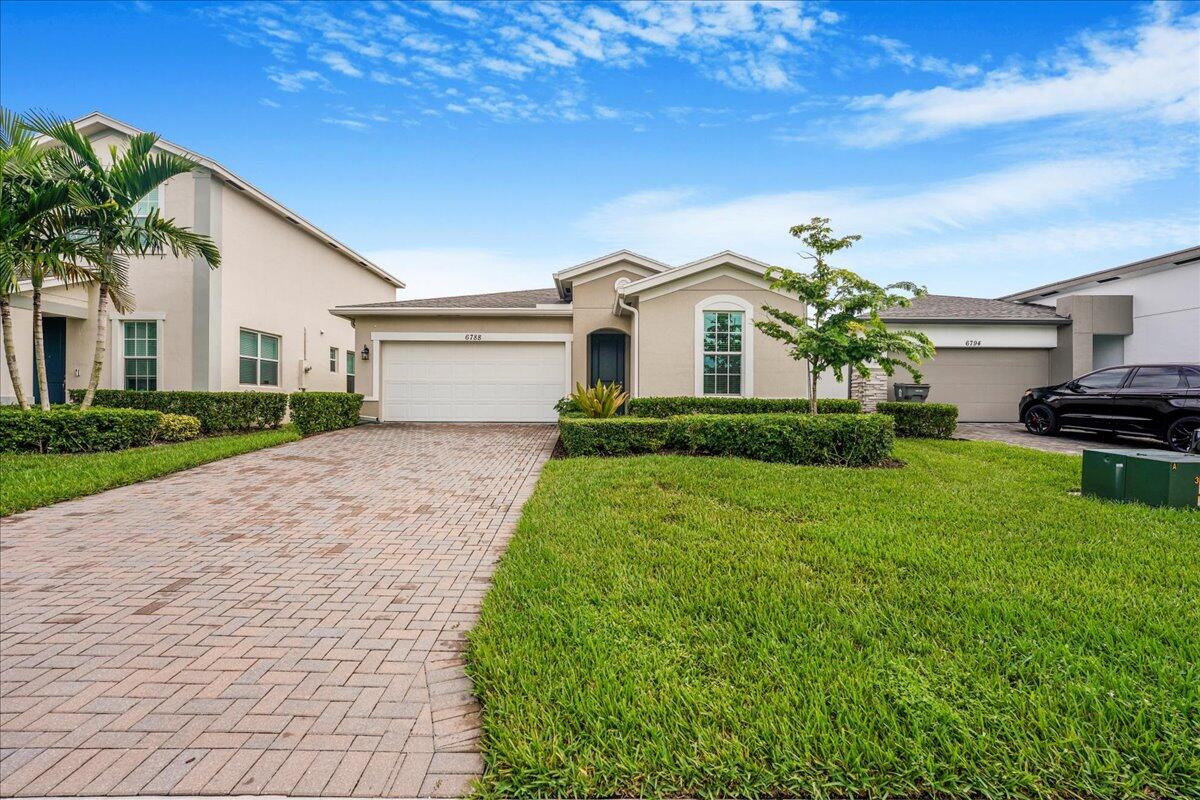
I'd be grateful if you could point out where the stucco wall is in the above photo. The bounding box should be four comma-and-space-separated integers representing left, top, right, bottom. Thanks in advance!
636, 275, 808, 398
1, 283, 92, 403
1030, 264, 1200, 364
569, 267, 641, 387
217, 187, 399, 394
349, 314, 573, 417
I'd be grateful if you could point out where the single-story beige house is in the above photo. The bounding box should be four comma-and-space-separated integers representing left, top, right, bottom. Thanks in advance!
331, 250, 813, 422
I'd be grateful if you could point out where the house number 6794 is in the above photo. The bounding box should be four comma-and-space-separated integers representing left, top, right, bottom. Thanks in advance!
964, 339, 982, 347
464, 334, 483, 341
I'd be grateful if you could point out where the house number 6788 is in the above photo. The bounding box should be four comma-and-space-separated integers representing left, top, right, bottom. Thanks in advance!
464, 334, 483, 341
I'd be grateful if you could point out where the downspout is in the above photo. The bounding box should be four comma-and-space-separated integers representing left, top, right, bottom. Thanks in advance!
614, 279, 638, 397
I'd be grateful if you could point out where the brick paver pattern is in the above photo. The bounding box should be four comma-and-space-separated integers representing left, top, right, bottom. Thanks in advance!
0, 423, 557, 797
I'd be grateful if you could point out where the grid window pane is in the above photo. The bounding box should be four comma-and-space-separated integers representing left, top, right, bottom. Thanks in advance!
123, 321, 157, 392
260, 335, 279, 360
330, 346, 338, 372
239, 357, 257, 385
259, 359, 278, 386
240, 330, 258, 357
702, 311, 743, 395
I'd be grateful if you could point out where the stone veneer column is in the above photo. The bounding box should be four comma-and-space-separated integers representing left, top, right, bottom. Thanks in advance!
850, 366, 889, 412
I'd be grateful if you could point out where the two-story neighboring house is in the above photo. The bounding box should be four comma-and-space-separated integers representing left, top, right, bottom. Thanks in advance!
0, 112, 402, 405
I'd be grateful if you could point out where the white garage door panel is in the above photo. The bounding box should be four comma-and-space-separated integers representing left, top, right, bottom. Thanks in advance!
381, 341, 565, 422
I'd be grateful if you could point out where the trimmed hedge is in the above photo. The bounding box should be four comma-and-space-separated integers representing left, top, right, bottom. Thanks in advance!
156, 413, 202, 443
876, 402, 958, 439
72, 389, 287, 433
559, 417, 671, 456
0, 407, 163, 453
628, 396, 862, 417
667, 413, 893, 467
288, 392, 363, 436
559, 412, 893, 466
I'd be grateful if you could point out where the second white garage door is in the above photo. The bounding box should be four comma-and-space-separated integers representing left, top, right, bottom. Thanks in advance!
380, 340, 566, 422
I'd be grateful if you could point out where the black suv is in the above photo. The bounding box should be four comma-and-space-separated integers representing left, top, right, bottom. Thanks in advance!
1020, 364, 1200, 452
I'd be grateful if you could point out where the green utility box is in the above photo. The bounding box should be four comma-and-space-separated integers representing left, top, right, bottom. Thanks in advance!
1082, 448, 1200, 510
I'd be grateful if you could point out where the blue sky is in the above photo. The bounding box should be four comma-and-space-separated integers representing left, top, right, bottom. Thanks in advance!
2, 0, 1197, 299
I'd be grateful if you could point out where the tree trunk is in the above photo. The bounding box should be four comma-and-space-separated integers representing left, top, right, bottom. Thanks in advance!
80, 282, 110, 410
809, 364, 818, 414
32, 286, 49, 411
0, 296, 29, 410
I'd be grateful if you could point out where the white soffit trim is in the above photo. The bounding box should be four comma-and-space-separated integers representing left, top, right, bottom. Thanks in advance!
65, 112, 403, 289
329, 305, 573, 318
621, 251, 774, 296
633, 266, 777, 302
552, 250, 671, 295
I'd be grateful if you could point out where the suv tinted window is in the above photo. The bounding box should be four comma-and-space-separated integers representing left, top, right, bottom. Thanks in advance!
1077, 368, 1129, 389
1184, 368, 1200, 388
1127, 366, 1186, 389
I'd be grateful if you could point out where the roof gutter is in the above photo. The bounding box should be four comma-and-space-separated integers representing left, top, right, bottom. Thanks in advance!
614, 280, 639, 397
329, 305, 574, 319
880, 317, 1069, 326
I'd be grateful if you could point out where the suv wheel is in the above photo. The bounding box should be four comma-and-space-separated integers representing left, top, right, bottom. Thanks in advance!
1023, 404, 1058, 435
1165, 416, 1200, 453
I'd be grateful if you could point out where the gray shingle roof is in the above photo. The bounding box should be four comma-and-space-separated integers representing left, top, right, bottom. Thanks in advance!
879, 294, 1067, 323
339, 288, 564, 309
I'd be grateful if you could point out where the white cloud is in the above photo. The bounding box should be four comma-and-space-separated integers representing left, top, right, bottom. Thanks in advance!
427, 1, 482, 23
266, 67, 331, 92
480, 57, 532, 79
577, 156, 1172, 259
365, 247, 567, 299
311, 48, 363, 78
862, 34, 980, 80
258, 97, 281, 108
846, 8, 1200, 146
321, 117, 369, 131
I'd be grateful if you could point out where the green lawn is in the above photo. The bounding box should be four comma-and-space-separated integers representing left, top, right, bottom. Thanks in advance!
468, 439, 1199, 799
0, 426, 301, 516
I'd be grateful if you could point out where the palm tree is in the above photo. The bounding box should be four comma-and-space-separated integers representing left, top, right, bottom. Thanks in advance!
0, 110, 99, 410
25, 113, 221, 408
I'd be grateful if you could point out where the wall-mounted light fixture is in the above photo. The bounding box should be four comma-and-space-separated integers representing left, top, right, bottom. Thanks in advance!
361, 344, 370, 361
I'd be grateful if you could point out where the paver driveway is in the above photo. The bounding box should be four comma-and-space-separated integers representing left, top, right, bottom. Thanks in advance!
0, 423, 557, 798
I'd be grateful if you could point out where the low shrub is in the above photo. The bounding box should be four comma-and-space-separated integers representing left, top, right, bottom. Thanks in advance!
554, 396, 582, 415
559, 412, 893, 466
667, 413, 894, 467
155, 413, 201, 443
288, 392, 363, 435
876, 402, 958, 439
72, 389, 287, 433
628, 396, 862, 417
559, 417, 671, 456
0, 407, 163, 453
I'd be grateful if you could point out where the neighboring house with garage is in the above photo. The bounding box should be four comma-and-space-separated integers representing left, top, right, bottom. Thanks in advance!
334, 244, 1198, 425
0, 112, 402, 405
332, 250, 810, 423
870, 245, 1200, 421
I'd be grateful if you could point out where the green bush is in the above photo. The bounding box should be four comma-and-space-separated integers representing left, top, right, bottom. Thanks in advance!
72, 389, 287, 433
288, 392, 363, 435
559, 412, 893, 466
559, 417, 671, 456
628, 396, 862, 417
554, 396, 582, 414
876, 402, 958, 438
155, 413, 201, 443
667, 413, 894, 467
0, 407, 163, 453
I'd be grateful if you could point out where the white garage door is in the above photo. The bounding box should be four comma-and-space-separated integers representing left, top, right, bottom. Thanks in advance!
380, 340, 566, 422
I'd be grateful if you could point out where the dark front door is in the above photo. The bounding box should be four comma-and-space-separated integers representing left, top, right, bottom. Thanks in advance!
33, 316, 67, 405
588, 332, 626, 390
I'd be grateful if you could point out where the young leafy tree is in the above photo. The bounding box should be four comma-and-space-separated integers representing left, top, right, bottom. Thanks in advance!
0, 110, 100, 409
756, 217, 935, 414
25, 113, 221, 408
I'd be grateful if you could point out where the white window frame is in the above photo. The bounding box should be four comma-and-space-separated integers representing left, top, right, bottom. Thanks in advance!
239, 328, 281, 388
132, 184, 162, 220
110, 313, 165, 390
694, 295, 753, 397
329, 346, 338, 373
